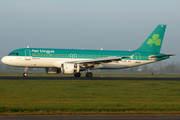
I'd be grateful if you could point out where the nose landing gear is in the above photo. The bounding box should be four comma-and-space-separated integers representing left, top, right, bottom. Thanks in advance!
23, 73, 28, 77
23, 67, 28, 77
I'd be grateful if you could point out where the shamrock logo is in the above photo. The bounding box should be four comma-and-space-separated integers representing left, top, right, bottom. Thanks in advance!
147, 34, 161, 47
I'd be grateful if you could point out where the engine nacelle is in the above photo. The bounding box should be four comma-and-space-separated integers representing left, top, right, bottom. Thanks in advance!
61, 63, 79, 74
46, 68, 61, 74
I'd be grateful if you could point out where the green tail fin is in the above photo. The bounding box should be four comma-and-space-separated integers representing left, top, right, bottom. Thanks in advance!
135, 25, 166, 53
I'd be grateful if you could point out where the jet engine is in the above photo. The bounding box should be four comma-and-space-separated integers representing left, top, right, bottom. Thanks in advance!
46, 68, 61, 74
61, 63, 79, 74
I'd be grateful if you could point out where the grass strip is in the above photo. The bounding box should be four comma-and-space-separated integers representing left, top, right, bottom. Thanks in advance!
0, 80, 180, 115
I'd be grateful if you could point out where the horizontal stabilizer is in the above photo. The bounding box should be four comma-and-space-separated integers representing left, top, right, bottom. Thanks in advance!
149, 54, 175, 59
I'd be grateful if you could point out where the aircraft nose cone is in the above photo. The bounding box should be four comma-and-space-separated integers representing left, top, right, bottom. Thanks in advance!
1, 56, 6, 64
1, 56, 10, 65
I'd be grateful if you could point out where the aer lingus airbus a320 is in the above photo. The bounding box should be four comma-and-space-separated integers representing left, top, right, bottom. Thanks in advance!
1, 25, 175, 77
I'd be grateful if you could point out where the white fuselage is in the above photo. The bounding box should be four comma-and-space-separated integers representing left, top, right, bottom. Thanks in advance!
1, 56, 154, 69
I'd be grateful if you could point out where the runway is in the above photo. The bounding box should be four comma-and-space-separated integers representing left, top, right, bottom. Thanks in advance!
0, 76, 180, 80
1, 115, 180, 120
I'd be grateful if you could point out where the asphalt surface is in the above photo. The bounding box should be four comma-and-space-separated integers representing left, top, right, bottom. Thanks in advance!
1, 115, 180, 120
0, 76, 180, 80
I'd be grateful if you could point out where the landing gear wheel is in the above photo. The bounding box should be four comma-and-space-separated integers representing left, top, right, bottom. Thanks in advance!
74, 72, 81, 77
86, 72, 93, 78
23, 67, 28, 77
23, 73, 28, 77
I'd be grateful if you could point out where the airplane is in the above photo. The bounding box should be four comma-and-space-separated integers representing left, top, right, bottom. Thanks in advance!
1, 25, 175, 77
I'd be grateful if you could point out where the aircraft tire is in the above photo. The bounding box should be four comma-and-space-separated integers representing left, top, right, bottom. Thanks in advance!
23, 73, 28, 77
86, 72, 93, 78
74, 73, 81, 77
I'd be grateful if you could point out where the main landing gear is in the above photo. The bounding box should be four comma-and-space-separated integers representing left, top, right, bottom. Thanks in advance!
74, 72, 93, 78
86, 69, 93, 78
86, 72, 93, 78
74, 72, 81, 77
23, 67, 28, 77
74, 69, 93, 78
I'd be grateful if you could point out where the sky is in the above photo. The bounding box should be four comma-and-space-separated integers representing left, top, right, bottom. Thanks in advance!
0, 0, 180, 63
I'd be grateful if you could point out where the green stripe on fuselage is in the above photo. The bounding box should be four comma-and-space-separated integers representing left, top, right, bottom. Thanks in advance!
7, 48, 168, 61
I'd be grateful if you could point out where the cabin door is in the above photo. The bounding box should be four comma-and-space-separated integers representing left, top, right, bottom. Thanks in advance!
135, 52, 141, 63
74, 54, 77, 59
70, 54, 73, 59
25, 49, 31, 60
70, 54, 77, 59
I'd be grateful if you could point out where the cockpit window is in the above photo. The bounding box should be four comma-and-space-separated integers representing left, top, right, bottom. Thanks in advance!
8, 53, 13, 55
8, 52, 19, 56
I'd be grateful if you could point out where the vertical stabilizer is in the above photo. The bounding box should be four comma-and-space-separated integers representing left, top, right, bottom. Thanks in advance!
135, 25, 166, 53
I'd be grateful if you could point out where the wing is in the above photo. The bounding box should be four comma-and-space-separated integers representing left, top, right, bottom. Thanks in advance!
67, 56, 129, 67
